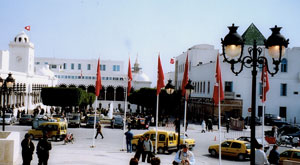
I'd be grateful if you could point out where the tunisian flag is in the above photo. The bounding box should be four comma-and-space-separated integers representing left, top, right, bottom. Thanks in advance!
127, 58, 133, 96
261, 63, 270, 103
213, 54, 224, 105
157, 55, 165, 95
95, 58, 102, 97
25, 26, 30, 31
181, 53, 189, 97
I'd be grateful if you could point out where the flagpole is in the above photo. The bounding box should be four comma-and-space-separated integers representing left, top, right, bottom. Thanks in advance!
91, 99, 97, 148
218, 79, 222, 165
183, 94, 187, 144
155, 95, 159, 154
262, 74, 265, 151
122, 81, 128, 151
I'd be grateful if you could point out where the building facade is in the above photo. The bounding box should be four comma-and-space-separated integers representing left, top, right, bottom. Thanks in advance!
0, 32, 57, 116
174, 24, 300, 123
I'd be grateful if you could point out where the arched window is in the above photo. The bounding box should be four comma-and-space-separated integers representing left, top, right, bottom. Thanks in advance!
24, 38, 27, 42
281, 58, 287, 72
19, 37, 22, 42
106, 86, 114, 101
116, 86, 125, 101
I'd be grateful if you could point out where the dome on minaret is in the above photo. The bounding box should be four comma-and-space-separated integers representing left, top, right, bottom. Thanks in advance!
14, 31, 30, 43
132, 55, 151, 82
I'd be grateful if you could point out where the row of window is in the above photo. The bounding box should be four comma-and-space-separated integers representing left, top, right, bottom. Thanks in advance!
193, 81, 211, 94
177, 61, 191, 73
36, 62, 121, 72
54, 75, 124, 81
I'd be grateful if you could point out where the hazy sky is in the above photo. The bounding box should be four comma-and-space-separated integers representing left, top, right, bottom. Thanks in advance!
0, 0, 299, 85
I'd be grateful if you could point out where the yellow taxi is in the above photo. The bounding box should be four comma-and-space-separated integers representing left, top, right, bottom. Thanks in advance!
28, 122, 67, 141
208, 140, 251, 160
279, 149, 300, 164
132, 130, 195, 154
177, 134, 196, 150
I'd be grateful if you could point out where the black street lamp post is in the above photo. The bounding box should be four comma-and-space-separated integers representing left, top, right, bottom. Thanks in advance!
165, 80, 179, 149
221, 24, 289, 165
183, 79, 194, 143
0, 73, 15, 131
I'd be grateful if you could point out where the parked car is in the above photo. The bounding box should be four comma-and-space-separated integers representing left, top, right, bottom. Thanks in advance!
244, 116, 262, 126
67, 114, 81, 128
273, 120, 290, 128
278, 125, 300, 136
179, 134, 196, 150
112, 115, 123, 129
264, 114, 281, 126
208, 140, 251, 161
86, 116, 100, 128
19, 114, 33, 125
0, 113, 16, 125
279, 149, 300, 164
28, 122, 67, 141
236, 136, 269, 152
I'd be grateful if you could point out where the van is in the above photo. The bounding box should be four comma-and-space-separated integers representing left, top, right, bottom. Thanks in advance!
28, 122, 67, 141
132, 130, 178, 154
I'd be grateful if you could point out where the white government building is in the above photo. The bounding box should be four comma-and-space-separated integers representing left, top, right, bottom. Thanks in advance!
0, 31, 151, 116
173, 24, 300, 123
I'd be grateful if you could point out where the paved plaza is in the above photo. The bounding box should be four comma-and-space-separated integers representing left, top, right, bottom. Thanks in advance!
6, 123, 285, 165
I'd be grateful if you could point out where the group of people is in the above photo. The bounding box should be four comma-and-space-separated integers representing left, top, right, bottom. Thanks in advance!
255, 144, 280, 165
21, 133, 52, 165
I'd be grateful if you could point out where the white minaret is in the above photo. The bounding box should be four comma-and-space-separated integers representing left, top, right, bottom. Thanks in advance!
9, 31, 35, 75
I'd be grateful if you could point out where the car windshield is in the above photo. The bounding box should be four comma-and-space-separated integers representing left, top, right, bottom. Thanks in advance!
71, 116, 80, 120
245, 143, 251, 149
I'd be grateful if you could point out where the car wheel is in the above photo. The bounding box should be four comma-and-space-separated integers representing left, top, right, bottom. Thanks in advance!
238, 154, 245, 161
211, 149, 217, 157
132, 145, 137, 151
158, 147, 165, 154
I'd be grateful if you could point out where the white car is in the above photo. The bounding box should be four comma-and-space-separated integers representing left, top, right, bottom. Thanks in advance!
0, 113, 16, 125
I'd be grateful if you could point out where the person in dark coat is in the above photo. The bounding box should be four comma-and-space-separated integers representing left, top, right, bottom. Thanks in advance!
268, 145, 280, 165
36, 134, 52, 165
125, 129, 134, 153
21, 133, 35, 165
134, 136, 144, 161
173, 118, 180, 133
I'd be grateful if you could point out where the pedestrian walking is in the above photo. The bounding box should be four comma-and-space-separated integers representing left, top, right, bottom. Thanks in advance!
134, 136, 144, 161
226, 119, 230, 133
142, 135, 153, 163
21, 133, 35, 165
36, 134, 52, 165
201, 120, 206, 133
95, 121, 104, 139
125, 129, 134, 153
255, 144, 269, 165
268, 145, 280, 165
173, 143, 195, 165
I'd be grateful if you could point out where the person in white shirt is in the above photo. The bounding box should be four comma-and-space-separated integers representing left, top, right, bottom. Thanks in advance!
173, 143, 195, 165
255, 144, 269, 165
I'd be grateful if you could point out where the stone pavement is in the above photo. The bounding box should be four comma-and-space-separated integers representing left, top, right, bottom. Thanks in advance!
12, 124, 271, 165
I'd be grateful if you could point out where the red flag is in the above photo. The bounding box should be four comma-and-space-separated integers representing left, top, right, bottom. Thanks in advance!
261, 63, 270, 103
95, 58, 102, 96
157, 55, 165, 95
181, 53, 189, 96
170, 58, 175, 64
213, 54, 224, 105
25, 26, 30, 31
127, 58, 133, 96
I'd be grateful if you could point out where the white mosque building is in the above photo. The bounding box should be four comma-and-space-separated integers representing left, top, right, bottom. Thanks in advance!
0, 31, 152, 116
0, 31, 57, 116
173, 24, 300, 123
